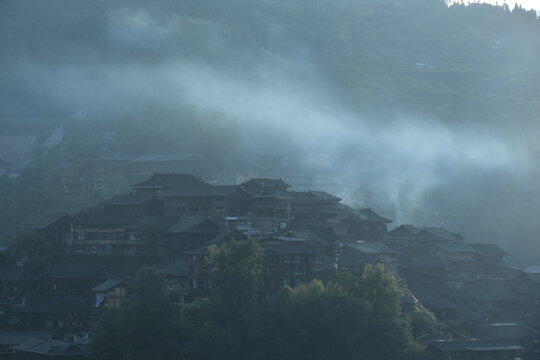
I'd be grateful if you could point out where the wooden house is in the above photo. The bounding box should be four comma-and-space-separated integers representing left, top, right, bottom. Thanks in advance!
427, 339, 523, 360
335, 208, 391, 241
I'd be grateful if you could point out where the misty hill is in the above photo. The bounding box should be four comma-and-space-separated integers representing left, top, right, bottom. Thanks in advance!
2, 0, 540, 264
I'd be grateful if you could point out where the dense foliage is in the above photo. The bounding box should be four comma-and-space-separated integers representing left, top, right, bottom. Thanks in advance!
90, 239, 427, 360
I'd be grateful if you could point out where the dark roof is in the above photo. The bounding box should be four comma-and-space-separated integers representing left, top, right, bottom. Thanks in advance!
473, 323, 539, 340
297, 230, 331, 248
337, 252, 381, 269
128, 216, 180, 231
387, 224, 422, 237
290, 191, 341, 205
461, 286, 522, 303
428, 339, 522, 352
0, 331, 53, 346
92, 278, 124, 292
308, 191, 342, 201
242, 178, 290, 189
19, 297, 93, 314
401, 284, 457, 310
130, 173, 208, 189
341, 209, 392, 224
184, 247, 210, 256
11, 337, 86, 357
260, 244, 312, 255
345, 241, 397, 255
468, 243, 508, 257
102, 192, 157, 206
166, 217, 220, 234
397, 256, 445, 270
273, 236, 307, 243
45, 264, 108, 280
420, 227, 463, 242
436, 243, 476, 253
161, 185, 239, 197
71, 209, 137, 226
290, 191, 322, 204
22, 212, 70, 230
158, 259, 189, 278
208, 228, 239, 245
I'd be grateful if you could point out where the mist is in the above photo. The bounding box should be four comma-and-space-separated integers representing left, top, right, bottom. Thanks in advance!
2, 0, 540, 265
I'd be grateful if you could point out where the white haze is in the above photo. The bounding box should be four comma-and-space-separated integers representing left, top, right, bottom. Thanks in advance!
2, 3, 539, 264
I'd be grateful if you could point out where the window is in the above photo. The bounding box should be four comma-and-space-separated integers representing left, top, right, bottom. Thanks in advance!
293, 255, 301, 263
192, 279, 198, 289
283, 255, 291, 264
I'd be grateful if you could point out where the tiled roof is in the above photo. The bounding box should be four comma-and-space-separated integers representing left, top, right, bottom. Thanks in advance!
22, 212, 70, 230
345, 241, 397, 255
165, 217, 220, 234
387, 224, 422, 237
468, 243, 508, 257
11, 337, 86, 356
420, 227, 463, 242
260, 244, 312, 255
92, 278, 124, 292
0, 331, 53, 346
473, 323, 539, 340
341, 209, 392, 223
161, 185, 239, 197
436, 243, 476, 253
102, 192, 157, 206
242, 178, 290, 189
428, 339, 522, 352
71, 209, 137, 226
130, 173, 207, 189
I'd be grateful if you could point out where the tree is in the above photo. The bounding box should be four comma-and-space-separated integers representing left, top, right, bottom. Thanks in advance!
89, 267, 180, 360
208, 238, 262, 323
255, 277, 419, 360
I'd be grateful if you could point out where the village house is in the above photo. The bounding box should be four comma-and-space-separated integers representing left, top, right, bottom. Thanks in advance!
335, 208, 392, 241
400, 284, 458, 319
240, 178, 291, 232
0, 267, 39, 308
164, 217, 222, 257
21, 212, 72, 251
68, 208, 137, 255
473, 323, 540, 359
90, 278, 128, 331
432, 243, 478, 285
427, 339, 523, 360
469, 243, 507, 285
289, 191, 341, 226
40, 264, 108, 298
160, 185, 246, 217
158, 259, 190, 304
16, 297, 94, 331
101, 192, 163, 217
337, 241, 397, 272
10, 337, 86, 359
0, 331, 54, 360
259, 236, 312, 293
